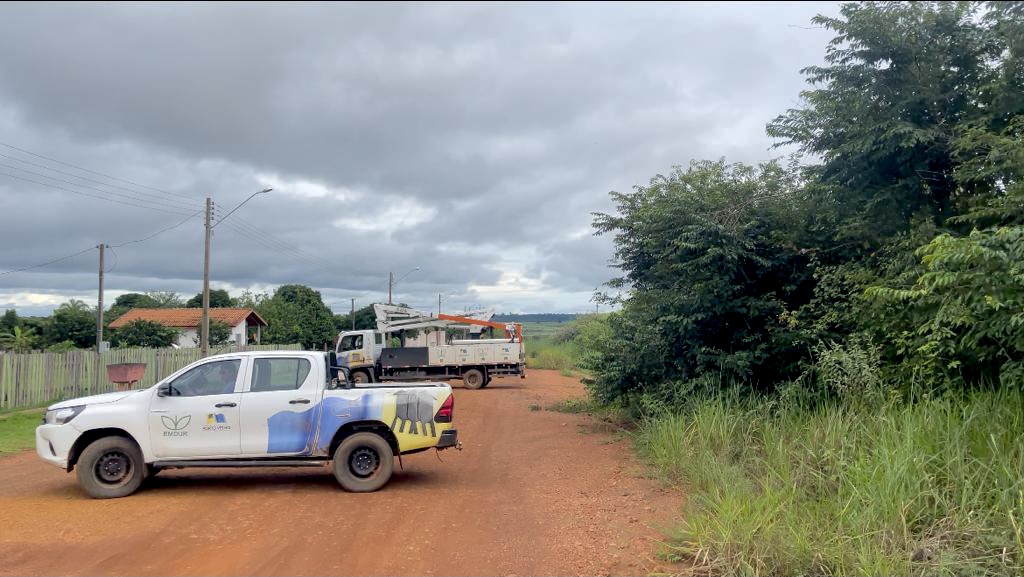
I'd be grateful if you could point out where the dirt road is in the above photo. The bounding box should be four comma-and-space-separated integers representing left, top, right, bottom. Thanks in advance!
0, 370, 681, 576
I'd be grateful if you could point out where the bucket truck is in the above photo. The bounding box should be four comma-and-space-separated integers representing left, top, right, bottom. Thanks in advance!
335, 304, 526, 389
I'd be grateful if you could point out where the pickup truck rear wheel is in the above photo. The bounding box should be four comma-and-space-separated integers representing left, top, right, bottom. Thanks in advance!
332, 432, 394, 492
76, 437, 144, 499
463, 369, 484, 389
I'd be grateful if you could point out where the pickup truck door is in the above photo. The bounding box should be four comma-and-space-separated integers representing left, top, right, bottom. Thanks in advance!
148, 358, 245, 459
239, 356, 324, 455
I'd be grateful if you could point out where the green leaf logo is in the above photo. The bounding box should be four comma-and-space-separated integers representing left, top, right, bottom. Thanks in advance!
161, 414, 191, 431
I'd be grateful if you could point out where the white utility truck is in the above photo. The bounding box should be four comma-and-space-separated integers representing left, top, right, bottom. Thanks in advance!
36, 350, 459, 499
336, 304, 526, 389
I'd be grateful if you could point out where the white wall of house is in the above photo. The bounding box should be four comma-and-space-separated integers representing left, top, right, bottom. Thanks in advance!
173, 321, 248, 348
176, 329, 199, 348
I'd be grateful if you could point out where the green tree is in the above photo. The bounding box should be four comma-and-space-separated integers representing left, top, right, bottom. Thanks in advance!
588, 160, 813, 400
0, 325, 38, 352
186, 289, 235, 308
204, 320, 233, 346
112, 320, 178, 348
257, 284, 335, 349
0, 309, 18, 332
146, 291, 183, 307
46, 300, 95, 349
767, 1, 1009, 247
334, 304, 377, 333
106, 292, 160, 324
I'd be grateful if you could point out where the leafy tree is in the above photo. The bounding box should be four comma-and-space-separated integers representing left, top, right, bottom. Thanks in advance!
186, 289, 235, 308
0, 325, 38, 352
257, 284, 335, 349
334, 304, 377, 333
46, 340, 78, 352
106, 292, 160, 325
588, 160, 813, 400
112, 320, 178, 348
193, 320, 233, 346
0, 309, 18, 332
46, 300, 95, 349
146, 291, 183, 308
767, 1, 1008, 247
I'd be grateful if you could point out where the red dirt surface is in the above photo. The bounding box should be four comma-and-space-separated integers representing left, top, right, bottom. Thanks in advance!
0, 370, 683, 576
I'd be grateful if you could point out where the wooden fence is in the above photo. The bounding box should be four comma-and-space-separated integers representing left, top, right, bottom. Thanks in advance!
0, 344, 302, 409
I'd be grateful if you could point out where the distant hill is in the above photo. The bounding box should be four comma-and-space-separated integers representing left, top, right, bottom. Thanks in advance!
492, 313, 579, 323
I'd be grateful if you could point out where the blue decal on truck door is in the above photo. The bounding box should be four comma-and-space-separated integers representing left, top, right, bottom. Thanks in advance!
266, 394, 381, 455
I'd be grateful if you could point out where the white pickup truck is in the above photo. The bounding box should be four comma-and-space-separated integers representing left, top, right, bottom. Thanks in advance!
36, 350, 459, 498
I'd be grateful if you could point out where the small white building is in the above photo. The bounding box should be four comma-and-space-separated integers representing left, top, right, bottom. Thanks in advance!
108, 308, 268, 348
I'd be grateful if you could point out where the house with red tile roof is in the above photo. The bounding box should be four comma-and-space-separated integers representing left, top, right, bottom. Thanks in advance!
108, 308, 268, 348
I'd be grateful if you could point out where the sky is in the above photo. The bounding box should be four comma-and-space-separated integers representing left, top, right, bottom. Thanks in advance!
0, 1, 839, 317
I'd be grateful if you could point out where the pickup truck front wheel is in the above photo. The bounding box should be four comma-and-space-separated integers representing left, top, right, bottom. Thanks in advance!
76, 437, 145, 499
332, 432, 394, 492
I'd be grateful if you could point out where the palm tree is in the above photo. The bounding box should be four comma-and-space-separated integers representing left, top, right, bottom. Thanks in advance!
0, 326, 38, 352
58, 299, 92, 314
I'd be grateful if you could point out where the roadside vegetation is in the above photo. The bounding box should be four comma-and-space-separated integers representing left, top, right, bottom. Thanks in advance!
0, 411, 43, 454
554, 3, 1024, 575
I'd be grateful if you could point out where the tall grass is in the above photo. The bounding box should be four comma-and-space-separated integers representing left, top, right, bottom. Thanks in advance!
525, 336, 577, 371
636, 388, 1024, 575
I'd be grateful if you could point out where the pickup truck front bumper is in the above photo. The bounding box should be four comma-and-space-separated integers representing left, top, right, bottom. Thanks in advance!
436, 429, 461, 450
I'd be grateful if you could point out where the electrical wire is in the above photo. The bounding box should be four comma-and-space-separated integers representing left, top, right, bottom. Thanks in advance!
0, 210, 203, 278
0, 246, 96, 277
0, 141, 199, 203
110, 210, 203, 247
0, 162, 197, 213
0, 151, 196, 209
0, 171, 196, 216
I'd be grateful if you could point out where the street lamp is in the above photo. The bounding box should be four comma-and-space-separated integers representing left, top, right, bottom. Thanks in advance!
388, 266, 420, 305
201, 187, 272, 355
213, 187, 273, 228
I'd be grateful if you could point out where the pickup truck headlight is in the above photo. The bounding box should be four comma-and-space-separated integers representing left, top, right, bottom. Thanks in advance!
43, 405, 85, 425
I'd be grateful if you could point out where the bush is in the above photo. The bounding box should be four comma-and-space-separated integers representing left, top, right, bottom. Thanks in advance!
113, 320, 178, 348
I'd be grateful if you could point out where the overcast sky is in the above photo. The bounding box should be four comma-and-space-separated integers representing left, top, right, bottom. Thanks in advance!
0, 1, 838, 317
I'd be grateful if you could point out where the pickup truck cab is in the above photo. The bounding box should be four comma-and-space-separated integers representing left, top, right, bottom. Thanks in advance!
36, 350, 459, 498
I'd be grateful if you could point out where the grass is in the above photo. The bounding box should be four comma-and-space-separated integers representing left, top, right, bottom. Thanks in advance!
525, 336, 577, 371
635, 388, 1024, 576
0, 410, 43, 454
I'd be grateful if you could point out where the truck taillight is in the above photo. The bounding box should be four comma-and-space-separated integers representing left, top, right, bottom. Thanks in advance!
434, 394, 454, 423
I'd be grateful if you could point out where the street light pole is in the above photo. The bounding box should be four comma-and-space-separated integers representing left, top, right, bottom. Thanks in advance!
202, 187, 272, 356
388, 267, 420, 305
201, 197, 213, 356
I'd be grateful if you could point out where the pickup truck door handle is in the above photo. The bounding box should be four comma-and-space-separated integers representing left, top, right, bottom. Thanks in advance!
214, 402, 237, 408
289, 399, 311, 404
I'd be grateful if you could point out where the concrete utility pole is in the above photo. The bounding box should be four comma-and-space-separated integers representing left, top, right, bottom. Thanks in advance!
388, 272, 393, 305
351, 298, 355, 330
95, 243, 107, 390
201, 197, 213, 356
438, 293, 442, 316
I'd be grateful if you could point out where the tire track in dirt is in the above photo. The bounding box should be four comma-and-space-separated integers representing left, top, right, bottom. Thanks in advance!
0, 370, 683, 576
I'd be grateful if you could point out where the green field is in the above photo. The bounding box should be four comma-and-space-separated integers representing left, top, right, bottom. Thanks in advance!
0, 410, 42, 454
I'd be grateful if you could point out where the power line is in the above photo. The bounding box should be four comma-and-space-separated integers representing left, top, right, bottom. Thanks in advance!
0, 171, 195, 216
0, 161, 197, 213
0, 210, 203, 278
110, 210, 203, 247
0, 246, 95, 277
0, 151, 196, 209
0, 141, 199, 203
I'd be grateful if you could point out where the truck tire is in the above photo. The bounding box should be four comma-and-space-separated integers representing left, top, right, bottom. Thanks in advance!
352, 370, 371, 384
332, 432, 394, 492
463, 369, 484, 389
75, 436, 145, 499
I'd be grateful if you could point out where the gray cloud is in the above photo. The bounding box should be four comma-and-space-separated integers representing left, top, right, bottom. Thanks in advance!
0, 1, 838, 315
